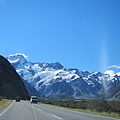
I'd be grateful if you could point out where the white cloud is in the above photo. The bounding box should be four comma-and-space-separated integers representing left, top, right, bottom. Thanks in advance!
104, 70, 115, 76
17, 53, 28, 59
9, 53, 28, 59
116, 72, 120, 76
107, 65, 120, 69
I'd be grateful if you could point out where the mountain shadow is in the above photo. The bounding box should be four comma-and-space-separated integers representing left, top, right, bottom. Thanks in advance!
0, 55, 29, 99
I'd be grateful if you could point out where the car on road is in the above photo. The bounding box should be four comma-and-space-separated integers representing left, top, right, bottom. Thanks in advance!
16, 96, 20, 102
30, 96, 38, 104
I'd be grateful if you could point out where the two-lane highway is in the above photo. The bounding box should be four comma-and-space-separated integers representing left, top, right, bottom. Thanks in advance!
0, 101, 59, 120
0, 101, 119, 120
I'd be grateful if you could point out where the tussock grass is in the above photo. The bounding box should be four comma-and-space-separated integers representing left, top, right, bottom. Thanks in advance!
0, 99, 13, 109
45, 103, 120, 119
70, 108, 120, 119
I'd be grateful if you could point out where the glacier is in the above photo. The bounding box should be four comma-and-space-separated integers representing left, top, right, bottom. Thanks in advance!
7, 53, 120, 100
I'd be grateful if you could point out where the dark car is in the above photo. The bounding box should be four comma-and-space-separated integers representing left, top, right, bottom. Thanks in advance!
16, 96, 20, 102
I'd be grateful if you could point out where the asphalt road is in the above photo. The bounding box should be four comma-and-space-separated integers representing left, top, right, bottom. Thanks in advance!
0, 101, 119, 120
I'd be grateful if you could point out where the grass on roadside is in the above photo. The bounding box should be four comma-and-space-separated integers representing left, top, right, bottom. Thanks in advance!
0, 99, 13, 109
70, 108, 120, 119
42, 103, 120, 119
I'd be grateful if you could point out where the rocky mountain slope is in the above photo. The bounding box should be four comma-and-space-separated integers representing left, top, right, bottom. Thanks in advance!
7, 53, 120, 100
0, 55, 28, 99
108, 82, 120, 100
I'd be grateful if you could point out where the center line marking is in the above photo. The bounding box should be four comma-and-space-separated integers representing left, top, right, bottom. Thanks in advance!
52, 114, 62, 119
37, 108, 41, 111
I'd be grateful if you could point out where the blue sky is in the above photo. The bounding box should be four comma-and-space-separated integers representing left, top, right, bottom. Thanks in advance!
0, 0, 120, 73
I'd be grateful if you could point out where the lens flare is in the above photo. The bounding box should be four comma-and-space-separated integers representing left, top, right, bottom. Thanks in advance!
99, 40, 108, 98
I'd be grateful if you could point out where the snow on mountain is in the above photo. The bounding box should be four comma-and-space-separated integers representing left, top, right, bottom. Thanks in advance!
7, 53, 28, 69
8, 53, 27, 63
7, 53, 120, 100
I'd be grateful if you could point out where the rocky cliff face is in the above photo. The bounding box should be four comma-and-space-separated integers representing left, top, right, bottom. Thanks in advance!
0, 55, 28, 99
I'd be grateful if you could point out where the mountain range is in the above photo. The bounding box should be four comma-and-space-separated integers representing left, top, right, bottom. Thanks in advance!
7, 53, 120, 100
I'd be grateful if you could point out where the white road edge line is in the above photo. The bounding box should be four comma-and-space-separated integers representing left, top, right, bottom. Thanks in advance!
52, 114, 62, 119
0, 101, 15, 117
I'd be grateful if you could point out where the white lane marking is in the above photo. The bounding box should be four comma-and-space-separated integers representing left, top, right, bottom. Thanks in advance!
37, 108, 41, 111
23, 102, 33, 107
0, 101, 14, 117
52, 114, 62, 119
23, 102, 42, 111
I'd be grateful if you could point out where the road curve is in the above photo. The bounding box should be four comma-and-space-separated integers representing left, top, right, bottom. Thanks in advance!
0, 101, 119, 120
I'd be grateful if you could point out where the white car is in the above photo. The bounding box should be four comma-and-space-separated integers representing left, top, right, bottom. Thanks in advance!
30, 96, 38, 104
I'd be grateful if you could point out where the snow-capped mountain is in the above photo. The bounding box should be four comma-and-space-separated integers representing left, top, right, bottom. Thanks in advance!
7, 53, 120, 100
